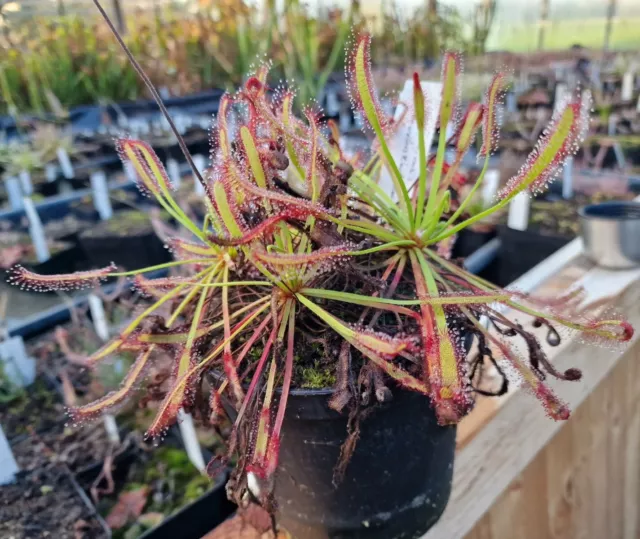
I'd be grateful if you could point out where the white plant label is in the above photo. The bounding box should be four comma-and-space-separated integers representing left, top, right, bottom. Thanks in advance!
481, 169, 500, 209
621, 72, 634, 102
45, 164, 58, 183
554, 83, 568, 115
0, 426, 18, 485
378, 79, 442, 201
507, 191, 530, 231
339, 108, 351, 134
6, 177, 23, 210
18, 170, 33, 196
193, 155, 206, 195
56, 148, 74, 179
23, 197, 50, 263
167, 159, 181, 188
177, 408, 206, 473
88, 294, 110, 342
326, 89, 340, 116
124, 160, 137, 183
90, 171, 113, 220
0, 336, 35, 388
562, 156, 574, 199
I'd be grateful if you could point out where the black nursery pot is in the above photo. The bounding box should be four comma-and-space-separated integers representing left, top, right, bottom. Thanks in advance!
79, 229, 170, 271
451, 228, 496, 259
275, 387, 457, 539
479, 225, 572, 287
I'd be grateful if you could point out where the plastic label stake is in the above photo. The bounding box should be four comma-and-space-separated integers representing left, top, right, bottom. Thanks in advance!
5, 177, 23, 211
90, 171, 113, 220
56, 148, 75, 179
326, 88, 340, 116
481, 170, 500, 209
88, 294, 121, 444
45, 164, 58, 183
621, 72, 634, 102
378, 79, 442, 201
0, 336, 36, 388
0, 427, 18, 485
507, 191, 530, 231
562, 157, 574, 199
167, 159, 181, 188
23, 198, 50, 263
177, 408, 206, 473
19, 170, 33, 196
192, 155, 206, 195
124, 160, 137, 183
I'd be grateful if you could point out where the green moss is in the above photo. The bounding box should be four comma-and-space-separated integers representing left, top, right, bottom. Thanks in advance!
298, 360, 336, 389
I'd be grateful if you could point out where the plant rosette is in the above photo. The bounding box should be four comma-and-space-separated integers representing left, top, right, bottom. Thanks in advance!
9, 14, 634, 539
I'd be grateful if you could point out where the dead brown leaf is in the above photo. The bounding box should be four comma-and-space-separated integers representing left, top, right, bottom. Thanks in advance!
106, 486, 149, 529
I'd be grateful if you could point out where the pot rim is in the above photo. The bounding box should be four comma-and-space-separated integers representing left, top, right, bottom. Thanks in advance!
578, 201, 640, 221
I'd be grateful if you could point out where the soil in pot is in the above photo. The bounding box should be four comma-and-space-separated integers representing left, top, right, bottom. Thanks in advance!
0, 465, 109, 539
0, 375, 65, 443
79, 210, 170, 271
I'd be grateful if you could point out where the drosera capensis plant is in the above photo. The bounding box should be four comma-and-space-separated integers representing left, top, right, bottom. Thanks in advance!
8, 2, 634, 515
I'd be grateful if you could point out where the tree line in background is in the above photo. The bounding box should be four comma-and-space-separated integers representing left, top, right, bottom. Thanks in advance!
0, 0, 496, 116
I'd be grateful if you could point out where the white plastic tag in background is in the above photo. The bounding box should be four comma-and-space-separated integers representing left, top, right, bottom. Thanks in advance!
562, 157, 574, 199
339, 108, 351, 134
45, 164, 58, 183
124, 160, 137, 183
554, 83, 568, 114
192, 155, 206, 195
505, 91, 517, 113
621, 72, 634, 102
19, 170, 33, 196
57, 148, 74, 179
0, 336, 35, 388
88, 294, 110, 342
23, 198, 50, 263
167, 159, 181, 188
326, 88, 340, 116
608, 114, 617, 136
378, 79, 442, 201
637, 95, 640, 113
508, 191, 530, 231
90, 171, 113, 220
0, 427, 18, 485
177, 408, 206, 473
481, 169, 500, 209
6, 177, 24, 210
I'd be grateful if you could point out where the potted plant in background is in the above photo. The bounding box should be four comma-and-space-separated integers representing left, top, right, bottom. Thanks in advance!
10, 5, 634, 538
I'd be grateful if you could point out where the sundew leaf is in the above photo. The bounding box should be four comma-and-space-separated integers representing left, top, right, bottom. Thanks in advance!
498, 91, 591, 200
240, 126, 267, 189
350, 34, 413, 220
478, 73, 508, 157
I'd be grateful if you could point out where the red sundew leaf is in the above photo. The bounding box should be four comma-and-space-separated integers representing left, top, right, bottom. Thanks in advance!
253, 243, 355, 266
347, 34, 392, 135
450, 102, 484, 155
117, 139, 174, 196
68, 347, 154, 422
214, 94, 235, 160
7, 264, 116, 292
481, 328, 570, 420
479, 72, 508, 157
498, 91, 591, 200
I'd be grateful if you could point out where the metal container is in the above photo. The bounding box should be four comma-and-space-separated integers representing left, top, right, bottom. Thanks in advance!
579, 202, 640, 269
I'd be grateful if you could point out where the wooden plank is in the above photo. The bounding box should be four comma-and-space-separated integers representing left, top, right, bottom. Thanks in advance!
424, 283, 640, 539
464, 336, 640, 539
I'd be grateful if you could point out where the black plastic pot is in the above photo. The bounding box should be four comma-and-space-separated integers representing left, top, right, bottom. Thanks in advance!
274, 387, 457, 539
451, 228, 496, 259
139, 472, 236, 539
21, 242, 81, 277
480, 225, 572, 287
79, 228, 170, 271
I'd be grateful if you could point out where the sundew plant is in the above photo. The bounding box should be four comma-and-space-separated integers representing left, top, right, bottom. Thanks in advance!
9, 19, 633, 511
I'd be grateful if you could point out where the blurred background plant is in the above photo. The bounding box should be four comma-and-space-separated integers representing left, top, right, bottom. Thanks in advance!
0, 0, 495, 116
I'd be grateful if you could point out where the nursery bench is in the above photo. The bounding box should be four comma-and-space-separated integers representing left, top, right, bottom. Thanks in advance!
423, 237, 640, 539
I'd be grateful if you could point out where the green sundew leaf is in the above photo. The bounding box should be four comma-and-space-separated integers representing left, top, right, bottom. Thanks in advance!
240, 127, 267, 189
300, 287, 508, 307
213, 182, 243, 238
353, 36, 413, 220
281, 92, 305, 181
422, 53, 459, 229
